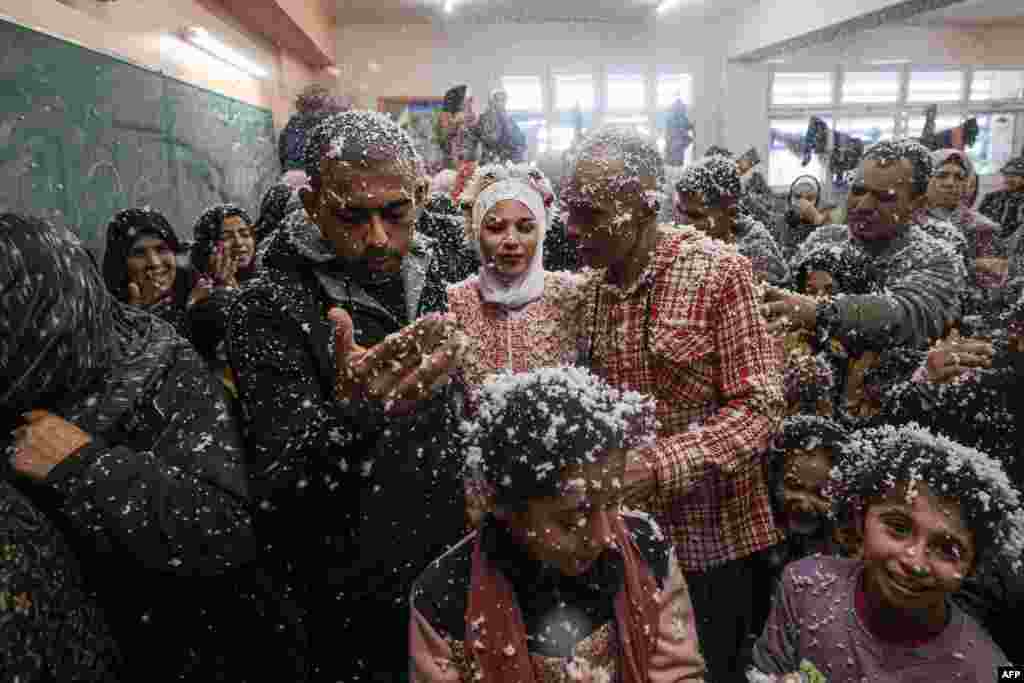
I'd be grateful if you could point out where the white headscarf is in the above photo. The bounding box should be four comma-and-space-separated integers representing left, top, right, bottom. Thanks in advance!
468, 171, 550, 309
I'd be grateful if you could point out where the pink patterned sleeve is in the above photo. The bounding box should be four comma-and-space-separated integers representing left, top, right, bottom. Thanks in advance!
649, 554, 707, 682
410, 608, 464, 683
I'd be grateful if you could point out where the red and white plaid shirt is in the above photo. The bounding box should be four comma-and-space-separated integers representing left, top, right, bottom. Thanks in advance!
579, 225, 785, 571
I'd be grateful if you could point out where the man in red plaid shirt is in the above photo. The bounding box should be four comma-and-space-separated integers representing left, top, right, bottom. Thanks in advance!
562, 128, 785, 682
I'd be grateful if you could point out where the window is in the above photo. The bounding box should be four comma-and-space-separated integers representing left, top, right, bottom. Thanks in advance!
842, 71, 901, 104
539, 125, 577, 154
607, 73, 646, 112
905, 114, 964, 140
769, 118, 826, 187
968, 113, 1017, 176
907, 70, 963, 103
835, 116, 897, 144
604, 114, 650, 136
555, 74, 595, 111
513, 116, 547, 163
772, 72, 833, 106
657, 73, 693, 108
502, 76, 544, 112
971, 70, 1024, 101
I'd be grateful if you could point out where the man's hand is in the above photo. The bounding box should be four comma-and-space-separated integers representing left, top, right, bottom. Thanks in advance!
975, 257, 1009, 279
10, 410, 92, 481
761, 285, 820, 334
925, 331, 993, 384
330, 308, 465, 416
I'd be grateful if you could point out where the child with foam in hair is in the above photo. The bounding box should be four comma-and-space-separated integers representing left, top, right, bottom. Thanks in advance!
749, 423, 1020, 682
410, 366, 705, 682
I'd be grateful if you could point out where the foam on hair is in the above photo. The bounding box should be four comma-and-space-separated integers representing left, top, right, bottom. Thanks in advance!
862, 139, 935, 197
828, 423, 1024, 572
303, 110, 423, 188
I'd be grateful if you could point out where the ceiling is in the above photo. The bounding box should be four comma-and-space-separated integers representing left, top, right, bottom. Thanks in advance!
335, 0, 746, 24
908, 0, 1024, 26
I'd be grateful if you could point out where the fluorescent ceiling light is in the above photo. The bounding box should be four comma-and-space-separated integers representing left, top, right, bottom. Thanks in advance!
656, 0, 684, 13
444, 0, 456, 13
867, 59, 911, 65
764, 58, 788, 64
180, 27, 269, 78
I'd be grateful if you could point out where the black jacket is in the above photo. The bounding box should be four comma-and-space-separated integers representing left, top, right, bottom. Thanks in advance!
6, 312, 299, 682
0, 479, 122, 682
227, 213, 466, 680
417, 192, 479, 285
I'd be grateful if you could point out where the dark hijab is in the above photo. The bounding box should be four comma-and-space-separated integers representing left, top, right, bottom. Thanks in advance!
443, 85, 468, 114
788, 174, 822, 208
255, 183, 294, 245
102, 208, 191, 305
190, 204, 255, 280
1, 214, 151, 421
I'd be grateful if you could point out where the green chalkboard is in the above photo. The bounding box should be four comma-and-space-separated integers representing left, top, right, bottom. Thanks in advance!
0, 18, 279, 256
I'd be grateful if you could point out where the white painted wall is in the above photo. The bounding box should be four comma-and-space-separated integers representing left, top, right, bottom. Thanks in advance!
335, 17, 736, 153
728, 0, 913, 59
335, 13, 1024, 193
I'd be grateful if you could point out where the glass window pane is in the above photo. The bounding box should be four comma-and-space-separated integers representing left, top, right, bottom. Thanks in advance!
540, 125, 577, 153
769, 118, 828, 187
607, 73, 646, 112
971, 70, 1024, 101
906, 114, 965, 139
604, 114, 650, 136
907, 70, 963, 103
772, 72, 833, 106
555, 74, 595, 111
835, 116, 897, 144
965, 113, 1017, 176
657, 73, 693, 108
842, 71, 901, 104
502, 76, 544, 112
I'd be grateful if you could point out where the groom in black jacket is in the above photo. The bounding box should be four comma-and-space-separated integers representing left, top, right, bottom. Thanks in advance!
228, 110, 466, 681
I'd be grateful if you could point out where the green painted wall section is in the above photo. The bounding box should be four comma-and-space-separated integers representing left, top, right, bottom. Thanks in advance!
0, 18, 279, 256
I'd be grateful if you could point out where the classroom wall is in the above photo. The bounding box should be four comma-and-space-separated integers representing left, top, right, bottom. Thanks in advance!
0, 0, 323, 129
727, 0, 911, 59
334, 17, 737, 154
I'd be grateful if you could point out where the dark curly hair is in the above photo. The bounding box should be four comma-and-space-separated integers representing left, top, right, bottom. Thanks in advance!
462, 367, 657, 510
829, 423, 1024, 571
793, 243, 874, 296
862, 139, 935, 198
303, 110, 422, 189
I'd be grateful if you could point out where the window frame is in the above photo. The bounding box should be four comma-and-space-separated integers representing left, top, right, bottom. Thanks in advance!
767, 64, 1024, 188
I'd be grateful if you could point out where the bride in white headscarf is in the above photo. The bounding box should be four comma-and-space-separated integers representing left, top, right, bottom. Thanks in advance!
449, 163, 584, 525
449, 163, 584, 388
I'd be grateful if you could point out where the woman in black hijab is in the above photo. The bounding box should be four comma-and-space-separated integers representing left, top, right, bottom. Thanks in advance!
254, 182, 295, 246
102, 207, 198, 337
187, 204, 259, 368
2, 213, 306, 681
777, 175, 841, 259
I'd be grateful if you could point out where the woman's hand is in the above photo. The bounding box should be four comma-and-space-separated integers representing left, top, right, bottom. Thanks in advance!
209, 241, 240, 289
797, 198, 823, 225
127, 277, 165, 306
10, 411, 92, 481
